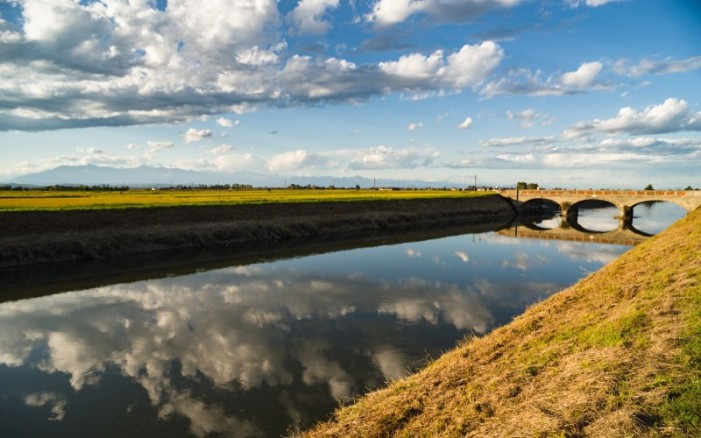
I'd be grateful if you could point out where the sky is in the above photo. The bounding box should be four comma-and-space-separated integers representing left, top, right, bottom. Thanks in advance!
0, 0, 700, 188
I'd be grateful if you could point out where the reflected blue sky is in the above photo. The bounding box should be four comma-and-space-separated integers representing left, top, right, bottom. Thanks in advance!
0, 225, 651, 437
575, 205, 620, 232
631, 202, 687, 235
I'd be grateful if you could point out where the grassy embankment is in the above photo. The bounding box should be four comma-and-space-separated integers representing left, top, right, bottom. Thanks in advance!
0, 192, 512, 269
0, 189, 484, 211
303, 208, 701, 437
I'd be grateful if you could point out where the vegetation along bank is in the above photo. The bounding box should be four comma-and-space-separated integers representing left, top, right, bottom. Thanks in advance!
0, 194, 515, 268
302, 207, 701, 437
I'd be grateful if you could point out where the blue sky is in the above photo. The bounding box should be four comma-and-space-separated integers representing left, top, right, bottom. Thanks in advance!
1, 0, 700, 188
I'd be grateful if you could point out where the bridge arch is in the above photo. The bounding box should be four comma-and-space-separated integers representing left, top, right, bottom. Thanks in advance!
628, 198, 690, 212
518, 198, 563, 230
500, 189, 701, 233
627, 200, 687, 236
565, 199, 621, 233
520, 198, 561, 212
568, 198, 621, 210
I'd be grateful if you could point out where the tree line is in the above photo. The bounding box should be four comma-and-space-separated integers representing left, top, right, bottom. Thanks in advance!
515, 182, 539, 190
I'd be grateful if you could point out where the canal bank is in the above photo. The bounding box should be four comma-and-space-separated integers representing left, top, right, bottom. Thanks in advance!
0, 195, 515, 268
303, 207, 701, 437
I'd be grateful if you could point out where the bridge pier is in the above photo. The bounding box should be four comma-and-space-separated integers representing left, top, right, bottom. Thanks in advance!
559, 202, 570, 216
618, 206, 633, 230
561, 204, 577, 228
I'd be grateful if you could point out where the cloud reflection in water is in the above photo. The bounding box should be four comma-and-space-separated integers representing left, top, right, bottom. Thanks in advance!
0, 232, 623, 436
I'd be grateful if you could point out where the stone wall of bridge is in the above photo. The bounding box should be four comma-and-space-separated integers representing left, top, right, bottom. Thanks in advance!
499, 189, 701, 213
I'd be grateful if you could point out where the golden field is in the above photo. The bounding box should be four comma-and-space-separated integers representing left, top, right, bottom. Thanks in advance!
0, 189, 485, 211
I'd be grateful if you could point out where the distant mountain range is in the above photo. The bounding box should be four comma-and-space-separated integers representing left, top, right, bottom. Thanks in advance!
3, 165, 470, 189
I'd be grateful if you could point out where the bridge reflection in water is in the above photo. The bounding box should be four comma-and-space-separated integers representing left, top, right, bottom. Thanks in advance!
497, 219, 649, 246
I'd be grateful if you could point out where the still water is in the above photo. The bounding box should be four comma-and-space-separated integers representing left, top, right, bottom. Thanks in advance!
531, 200, 687, 235
0, 202, 685, 437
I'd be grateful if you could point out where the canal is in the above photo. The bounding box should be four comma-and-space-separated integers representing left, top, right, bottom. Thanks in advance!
0, 202, 686, 437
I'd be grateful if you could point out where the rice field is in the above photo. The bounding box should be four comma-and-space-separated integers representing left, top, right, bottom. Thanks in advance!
0, 189, 487, 211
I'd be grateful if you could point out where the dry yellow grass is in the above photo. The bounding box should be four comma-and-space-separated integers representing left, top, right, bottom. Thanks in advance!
302, 208, 701, 437
0, 189, 481, 211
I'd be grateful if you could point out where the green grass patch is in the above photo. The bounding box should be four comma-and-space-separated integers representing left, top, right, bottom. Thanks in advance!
577, 309, 649, 349
659, 285, 701, 435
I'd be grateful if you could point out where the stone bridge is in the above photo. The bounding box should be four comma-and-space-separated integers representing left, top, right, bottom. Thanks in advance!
499, 189, 701, 225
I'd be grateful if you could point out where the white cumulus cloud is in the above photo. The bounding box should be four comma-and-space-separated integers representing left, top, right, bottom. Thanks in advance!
568, 98, 701, 135
213, 153, 264, 172
0, 1, 510, 132
288, 0, 340, 35
184, 128, 213, 144
207, 145, 234, 155
506, 109, 555, 129
348, 145, 439, 170
266, 149, 331, 173
147, 141, 174, 152
379, 50, 445, 78
483, 60, 610, 97
568, 0, 622, 6
457, 117, 473, 129
367, 0, 520, 26
379, 41, 504, 91
216, 118, 241, 128
560, 61, 602, 88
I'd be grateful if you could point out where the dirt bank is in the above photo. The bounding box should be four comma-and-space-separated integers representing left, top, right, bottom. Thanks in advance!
0, 195, 515, 268
302, 208, 701, 437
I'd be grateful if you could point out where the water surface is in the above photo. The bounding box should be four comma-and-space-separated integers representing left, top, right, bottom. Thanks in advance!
0, 206, 683, 437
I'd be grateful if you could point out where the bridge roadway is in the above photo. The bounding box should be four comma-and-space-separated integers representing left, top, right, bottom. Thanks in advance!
499, 189, 701, 223
497, 225, 648, 246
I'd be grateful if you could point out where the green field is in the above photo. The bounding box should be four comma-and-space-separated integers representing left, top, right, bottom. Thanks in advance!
0, 189, 489, 211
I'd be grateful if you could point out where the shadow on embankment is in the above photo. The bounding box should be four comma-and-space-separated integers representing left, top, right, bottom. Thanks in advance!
0, 204, 515, 303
